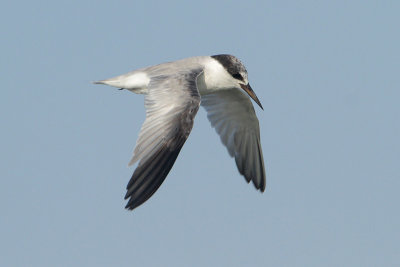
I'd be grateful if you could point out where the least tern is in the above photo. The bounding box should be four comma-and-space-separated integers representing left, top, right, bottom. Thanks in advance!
94, 54, 266, 210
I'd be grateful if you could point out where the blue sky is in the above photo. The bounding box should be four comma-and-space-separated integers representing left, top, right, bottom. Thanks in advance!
1, 1, 399, 266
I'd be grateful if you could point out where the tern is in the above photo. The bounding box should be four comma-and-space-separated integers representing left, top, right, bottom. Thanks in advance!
94, 54, 266, 210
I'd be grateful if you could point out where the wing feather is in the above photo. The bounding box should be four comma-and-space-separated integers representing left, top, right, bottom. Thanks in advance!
201, 88, 266, 191
125, 70, 202, 210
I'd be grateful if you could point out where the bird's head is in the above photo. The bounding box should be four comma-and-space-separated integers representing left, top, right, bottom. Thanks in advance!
209, 54, 263, 110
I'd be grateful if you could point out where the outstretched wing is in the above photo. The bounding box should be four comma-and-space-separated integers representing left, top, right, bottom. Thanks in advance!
201, 88, 266, 191
125, 70, 203, 210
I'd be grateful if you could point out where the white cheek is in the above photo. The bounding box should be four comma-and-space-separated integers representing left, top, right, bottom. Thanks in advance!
203, 61, 238, 90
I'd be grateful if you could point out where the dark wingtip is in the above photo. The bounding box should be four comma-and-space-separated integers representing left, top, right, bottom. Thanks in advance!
260, 182, 266, 192
122, 137, 187, 211
125, 201, 136, 210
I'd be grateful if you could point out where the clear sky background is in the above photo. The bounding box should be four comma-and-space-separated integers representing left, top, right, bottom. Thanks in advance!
1, 1, 399, 266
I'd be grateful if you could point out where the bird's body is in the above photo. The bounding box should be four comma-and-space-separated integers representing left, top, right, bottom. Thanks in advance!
94, 55, 266, 210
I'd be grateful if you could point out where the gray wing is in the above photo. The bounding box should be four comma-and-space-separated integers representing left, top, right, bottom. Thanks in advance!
201, 88, 266, 191
125, 70, 202, 210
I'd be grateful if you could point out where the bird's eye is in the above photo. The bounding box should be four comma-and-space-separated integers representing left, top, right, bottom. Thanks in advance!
232, 73, 243, 81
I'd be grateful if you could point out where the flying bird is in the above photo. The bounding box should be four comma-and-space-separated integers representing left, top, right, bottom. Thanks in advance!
94, 54, 266, 210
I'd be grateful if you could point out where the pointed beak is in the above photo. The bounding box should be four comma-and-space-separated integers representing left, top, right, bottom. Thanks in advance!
240, 83, 264, 110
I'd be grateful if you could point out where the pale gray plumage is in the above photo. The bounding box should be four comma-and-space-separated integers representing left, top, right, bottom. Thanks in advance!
94, 54, 266, 210
124, 69, 203, 209
201, 88, 265, 191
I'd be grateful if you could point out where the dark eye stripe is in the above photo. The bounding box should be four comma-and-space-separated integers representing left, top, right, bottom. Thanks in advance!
232, 73, 243, 81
